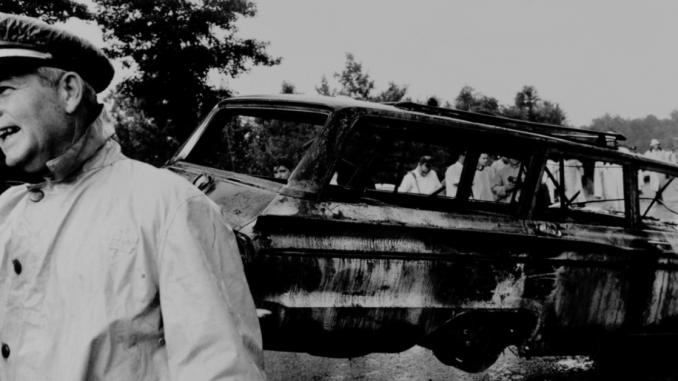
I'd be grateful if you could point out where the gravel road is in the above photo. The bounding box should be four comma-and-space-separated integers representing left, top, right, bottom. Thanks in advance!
265, 345, 678, 381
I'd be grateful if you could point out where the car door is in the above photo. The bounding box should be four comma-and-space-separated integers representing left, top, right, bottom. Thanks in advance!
523, 148, 678, 356
249, 112, 544, 357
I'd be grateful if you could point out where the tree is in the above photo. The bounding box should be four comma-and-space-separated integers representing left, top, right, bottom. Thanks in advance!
426, 97, 440, 107
315, 75, 335, 97
317, 53, 409, 103
502, 86, 567, 126
0, 0, 91, 23
453, 85, 568, 125
372, 82, 409, 103
513, 85, 540, 121
93, 0, 281, 165
587, 113, 678, 152
281, 81, 296, 94
454, 86, 500, 113
333, 53, 374, 100
670, 109, 678, 123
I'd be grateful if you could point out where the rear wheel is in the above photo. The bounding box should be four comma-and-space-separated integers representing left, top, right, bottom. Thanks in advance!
431, 315, 504, 373
426, 310, 536, 373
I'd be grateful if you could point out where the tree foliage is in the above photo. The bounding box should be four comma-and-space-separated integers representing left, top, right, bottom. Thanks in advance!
93, 0, 280, 165
334, 53, 374, 100
454, 86, 500, 113
373, 82, 409, 103
503, 86, 567, 125
0, 0, 91, 23
587, 112, 678, 153
455, 85, 568, 126
281, 81, 296, 94
317, 52, 409, 103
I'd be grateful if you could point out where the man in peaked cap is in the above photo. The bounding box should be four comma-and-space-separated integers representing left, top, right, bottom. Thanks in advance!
0, 13, 265, 381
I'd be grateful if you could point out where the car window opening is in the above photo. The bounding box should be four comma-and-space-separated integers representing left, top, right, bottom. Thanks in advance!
185, 108, 327, 181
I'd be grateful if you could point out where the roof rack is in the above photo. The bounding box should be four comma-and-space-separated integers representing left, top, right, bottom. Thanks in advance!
389, 101, 625, 149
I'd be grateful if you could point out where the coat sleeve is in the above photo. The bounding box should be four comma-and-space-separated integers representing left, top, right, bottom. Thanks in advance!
158, 194, 266, 381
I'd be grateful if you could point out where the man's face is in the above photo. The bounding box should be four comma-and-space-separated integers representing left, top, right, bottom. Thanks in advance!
0, 73, 72, 175
420, 163, 431, 176
274, 165, 291, 179
478, 154, 488, 167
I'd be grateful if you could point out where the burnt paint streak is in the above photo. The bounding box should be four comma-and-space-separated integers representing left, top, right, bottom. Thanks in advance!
250, 193, 659, 357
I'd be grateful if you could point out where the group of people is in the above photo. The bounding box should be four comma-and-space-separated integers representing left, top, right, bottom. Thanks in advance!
397, 153, 524, 203
395, 137, 676, 211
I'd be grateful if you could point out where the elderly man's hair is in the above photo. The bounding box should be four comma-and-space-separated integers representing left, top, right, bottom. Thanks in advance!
0, 60, 99, 118
35, 66, 98, 110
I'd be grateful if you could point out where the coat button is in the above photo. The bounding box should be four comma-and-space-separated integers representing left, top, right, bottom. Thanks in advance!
12, 260, 21, 275
29, 190, 44, 202
2, 343, 9, 359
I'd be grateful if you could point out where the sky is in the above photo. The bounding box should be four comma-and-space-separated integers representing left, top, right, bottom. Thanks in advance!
63, 0, 678, 127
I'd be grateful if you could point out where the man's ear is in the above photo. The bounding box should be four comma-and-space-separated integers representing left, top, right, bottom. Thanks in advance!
58, 72, 84, 114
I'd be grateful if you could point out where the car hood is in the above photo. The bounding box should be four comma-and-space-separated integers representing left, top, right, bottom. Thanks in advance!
167, 162, 282, 230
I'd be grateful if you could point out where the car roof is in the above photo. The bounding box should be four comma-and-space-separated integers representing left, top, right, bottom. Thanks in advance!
218, 93, 395, 112
219, 94, 678, 174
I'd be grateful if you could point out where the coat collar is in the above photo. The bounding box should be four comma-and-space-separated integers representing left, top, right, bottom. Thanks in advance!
30, 107, 121, 187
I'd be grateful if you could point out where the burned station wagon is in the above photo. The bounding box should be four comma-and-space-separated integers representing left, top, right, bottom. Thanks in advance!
165, 94, 678, 373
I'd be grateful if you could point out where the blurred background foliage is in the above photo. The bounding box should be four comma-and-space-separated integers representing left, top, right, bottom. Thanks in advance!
3, 0, 678, 170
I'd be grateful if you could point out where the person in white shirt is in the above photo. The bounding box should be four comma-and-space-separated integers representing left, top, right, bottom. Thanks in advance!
563, 158, 587, 204
594, 155, 626, 211
491, 156, 508, 176
445, 152, 465, 197
398, 155, 441, 195
491, 158, 523, 203
642, 139, 671, 195
471, 153, 495, 201
542, 159, 586, 205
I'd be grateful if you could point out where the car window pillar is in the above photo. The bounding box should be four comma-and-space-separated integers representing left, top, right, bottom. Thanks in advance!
522, 147, 548, 220
456, 150, 479, 204
624, 163, 641, 230
517, 148, 543, 219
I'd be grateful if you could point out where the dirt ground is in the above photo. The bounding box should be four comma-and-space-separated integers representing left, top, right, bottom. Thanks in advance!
265, 345, 678, 381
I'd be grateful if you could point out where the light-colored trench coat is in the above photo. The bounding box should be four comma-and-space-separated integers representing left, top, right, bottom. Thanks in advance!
0, 111, 266, 380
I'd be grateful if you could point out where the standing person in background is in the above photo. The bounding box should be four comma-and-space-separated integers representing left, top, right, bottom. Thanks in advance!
471, 153, 495, 201
491, 156, 508, 176
445, 151, 465, 197
0, 13, 265, 380
643, 139, 671, 196
491, 158, 523, 203
593, 158, 625, 211
563, 158, 587, 204
398, 155, 441, 195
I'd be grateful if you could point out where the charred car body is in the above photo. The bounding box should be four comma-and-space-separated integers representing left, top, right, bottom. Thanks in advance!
166, 94, 678, 372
